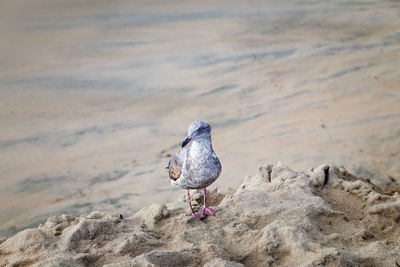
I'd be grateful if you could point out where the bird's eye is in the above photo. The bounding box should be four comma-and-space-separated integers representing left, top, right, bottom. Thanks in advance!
197, 125, 208, 132
197, 125, 210, 133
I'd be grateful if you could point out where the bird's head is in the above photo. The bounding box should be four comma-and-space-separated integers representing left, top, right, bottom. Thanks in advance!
181, 120, 211, 147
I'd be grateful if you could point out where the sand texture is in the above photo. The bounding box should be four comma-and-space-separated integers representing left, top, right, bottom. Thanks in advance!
1, 0, 400, 237
1, 163, 400, 266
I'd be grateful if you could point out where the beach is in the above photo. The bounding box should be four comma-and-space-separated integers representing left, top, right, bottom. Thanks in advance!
0, 0, 400, 236
2, 163, 400, 266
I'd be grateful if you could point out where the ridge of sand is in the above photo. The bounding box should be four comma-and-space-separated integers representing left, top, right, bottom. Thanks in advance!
1, 163, 400, 266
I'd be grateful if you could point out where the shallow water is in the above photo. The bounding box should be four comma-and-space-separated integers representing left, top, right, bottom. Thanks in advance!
1, 0, 400, 236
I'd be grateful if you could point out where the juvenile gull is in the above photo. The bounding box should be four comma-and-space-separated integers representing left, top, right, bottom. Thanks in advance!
168, 120, 222, 219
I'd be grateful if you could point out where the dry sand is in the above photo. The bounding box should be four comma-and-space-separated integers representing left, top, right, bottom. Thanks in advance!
1, 0, 400, 237
1, 163, 400, 266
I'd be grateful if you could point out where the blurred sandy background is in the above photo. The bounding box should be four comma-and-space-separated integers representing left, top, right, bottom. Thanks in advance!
1, 0, 399, 236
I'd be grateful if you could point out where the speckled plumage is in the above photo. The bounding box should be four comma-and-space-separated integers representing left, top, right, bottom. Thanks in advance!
169, 121, 221, 190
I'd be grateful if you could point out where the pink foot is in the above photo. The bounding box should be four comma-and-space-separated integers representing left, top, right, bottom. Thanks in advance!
202, 207, 220, 216
188, 211, 205, 219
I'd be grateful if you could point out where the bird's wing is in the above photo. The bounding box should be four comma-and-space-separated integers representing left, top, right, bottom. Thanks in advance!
168, 148, 189, 181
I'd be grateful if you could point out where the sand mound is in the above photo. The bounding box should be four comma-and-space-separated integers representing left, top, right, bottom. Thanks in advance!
1, 163, 400, 266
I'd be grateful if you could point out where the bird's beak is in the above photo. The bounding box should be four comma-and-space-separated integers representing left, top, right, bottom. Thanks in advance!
181, 136, 191, 148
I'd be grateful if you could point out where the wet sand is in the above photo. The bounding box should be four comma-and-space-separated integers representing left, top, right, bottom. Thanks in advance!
0, 0, 400, 236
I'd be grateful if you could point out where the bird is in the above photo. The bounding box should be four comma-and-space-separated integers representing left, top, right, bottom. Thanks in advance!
167, 120, 222, 219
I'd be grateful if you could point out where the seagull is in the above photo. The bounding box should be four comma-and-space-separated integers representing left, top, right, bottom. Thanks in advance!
168, 121, 222, 219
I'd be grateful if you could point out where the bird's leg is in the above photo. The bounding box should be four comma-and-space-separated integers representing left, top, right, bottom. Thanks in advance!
187, 190, 204, 219
202, 188, 220, 216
